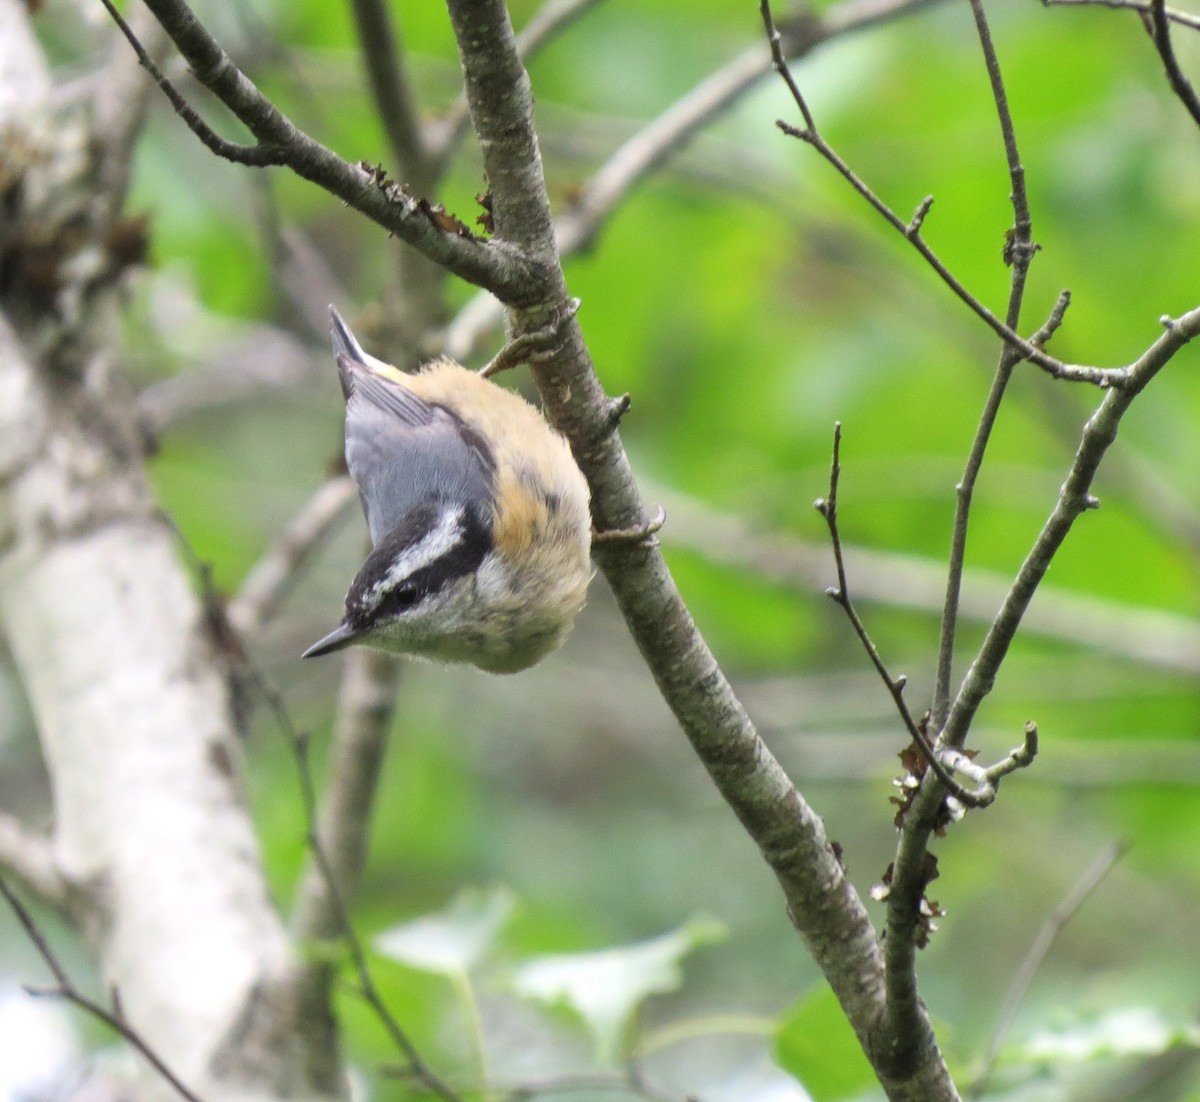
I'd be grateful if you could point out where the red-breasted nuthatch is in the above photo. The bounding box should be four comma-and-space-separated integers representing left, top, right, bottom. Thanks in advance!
303, 307, 592, 673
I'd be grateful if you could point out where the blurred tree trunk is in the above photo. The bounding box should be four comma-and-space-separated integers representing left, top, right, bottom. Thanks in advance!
0, 3, 341, 1098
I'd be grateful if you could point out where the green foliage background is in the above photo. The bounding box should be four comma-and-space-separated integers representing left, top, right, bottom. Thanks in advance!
6, 0, 1200, 1099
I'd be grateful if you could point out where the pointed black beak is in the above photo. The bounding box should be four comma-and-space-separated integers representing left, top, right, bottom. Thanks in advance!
302, 620, 362, 659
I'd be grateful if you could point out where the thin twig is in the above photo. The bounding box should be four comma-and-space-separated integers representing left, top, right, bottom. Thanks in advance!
969, 839, 1128, 1097
93, 3, 171, 218
933, 0, 1041, 727
0, 875, 207, 1102
1043, 0, 1200, 29
815, 425, 985, 806
1145, 0, 1200, 129
941, 304, 1200, 752
227, 477, 359, 636
97, 0, 288, 167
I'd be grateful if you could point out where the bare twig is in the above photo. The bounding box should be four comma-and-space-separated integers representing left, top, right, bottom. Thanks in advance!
934, 0, 1040, 729
942, 304, 1200, 753
93, 3, 170, 217
97, 0, 288, 167
648, 480, 1200, 674
815, 426, 985, 806
1144, 0, 1200, 129
1043, 0, 1200, 30
0, 814, 69, 915
0, 875, 206, 1102
969, 839, 1128, 1097
227, 477, 359, 636
760, 2, 1151, 391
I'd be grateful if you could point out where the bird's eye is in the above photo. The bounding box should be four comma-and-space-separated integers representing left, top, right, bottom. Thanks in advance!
388, 582, 420, 612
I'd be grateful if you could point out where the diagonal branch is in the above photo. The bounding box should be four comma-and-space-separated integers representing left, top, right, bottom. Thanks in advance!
1144, 0, 1200, 129
103, 0, 543, 302
443, 3, 958, 1097
943, 305, 1200, 752
0, 875, 206, 1102
761, 1, 1145, 391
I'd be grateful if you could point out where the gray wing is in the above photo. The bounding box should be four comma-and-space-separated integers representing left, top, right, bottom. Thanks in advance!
331, 329, 494, 546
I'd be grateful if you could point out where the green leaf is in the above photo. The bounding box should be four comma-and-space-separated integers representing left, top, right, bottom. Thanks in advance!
511, 915, 727, 1064
774, 985, 878, 1102
374, 886, 515, 977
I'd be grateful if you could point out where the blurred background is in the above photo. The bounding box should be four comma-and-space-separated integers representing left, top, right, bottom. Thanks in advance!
3, 0, 1200, 1099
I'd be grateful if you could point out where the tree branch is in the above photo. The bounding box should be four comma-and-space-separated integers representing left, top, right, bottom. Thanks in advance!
942, 305, 1200, 752
445, 0, 944, 361
105, 0, 545, 302
932, 0, 1040, 727
0, 880, 206, 1102
761, 1, 1150, 391
442, 3, 959, 1098
1144, 0, 1200, 129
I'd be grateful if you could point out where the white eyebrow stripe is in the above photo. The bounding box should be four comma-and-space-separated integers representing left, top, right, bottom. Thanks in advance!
362, 506, 465, 610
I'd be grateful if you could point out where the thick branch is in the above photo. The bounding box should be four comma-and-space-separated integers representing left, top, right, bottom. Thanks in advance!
443, 4, 956, 1098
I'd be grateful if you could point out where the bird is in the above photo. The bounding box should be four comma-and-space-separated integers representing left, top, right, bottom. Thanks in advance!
302, 306, 592, 673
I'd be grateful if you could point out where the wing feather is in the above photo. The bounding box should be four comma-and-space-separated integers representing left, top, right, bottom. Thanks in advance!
330, 310, 494, 546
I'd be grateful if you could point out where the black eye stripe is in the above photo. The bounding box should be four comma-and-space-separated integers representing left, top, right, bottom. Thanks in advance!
346, 502, 494, 627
